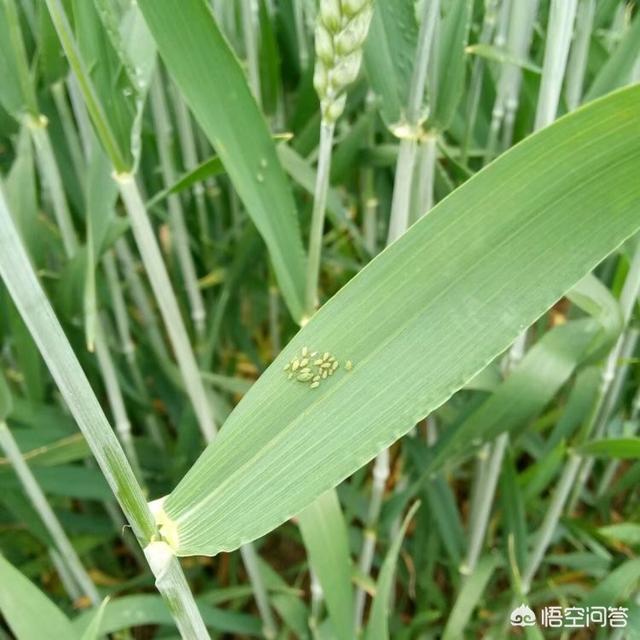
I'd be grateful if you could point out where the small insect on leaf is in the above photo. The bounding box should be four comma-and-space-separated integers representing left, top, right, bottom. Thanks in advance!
345, 360, 353, 371
285, 347, 349, 388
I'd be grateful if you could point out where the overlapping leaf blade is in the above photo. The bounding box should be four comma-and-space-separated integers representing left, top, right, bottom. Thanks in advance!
363, 0, 418, 129
137, 0, 307, 322
430, 0, 473, 131
298, 489, 354, 640
0, 554, 78, 640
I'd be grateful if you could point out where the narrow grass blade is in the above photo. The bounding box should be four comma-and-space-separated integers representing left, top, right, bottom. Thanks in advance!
584, 11, 640, 102
578, 438, 640, 459
79, 597, 109, 640
465, 43, 542, 74
0, 418, 101, 605
425, 476, 466, 566
138, 0, 307, 323
0, 554, 78, 640
582, 558, 640, 608
365, 502, 419, 640
44, 0, 128, 170
298, 489, 354, 640
0, 370, 12, 419
430, 0, 473, 131
147, 155, 225, 208
499, 450, 528, 574
72, 594, 262, 636
442, 555, 498, 640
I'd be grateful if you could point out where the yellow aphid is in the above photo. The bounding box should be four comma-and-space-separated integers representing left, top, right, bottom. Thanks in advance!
345, 360, 353, 371
310, 381, 320, 389
292, 359, 300, 371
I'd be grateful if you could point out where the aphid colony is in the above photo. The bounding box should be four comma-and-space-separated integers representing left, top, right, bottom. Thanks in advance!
284, 346, 352, 389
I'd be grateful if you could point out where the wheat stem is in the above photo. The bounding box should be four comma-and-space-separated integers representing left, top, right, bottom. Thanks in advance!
354, 447, 389, 633
28, 119, 78, 256
565, 0, 596, 110
534, 0, 578, 130
294, 0, 311, 69
413, 132, 437, 221
387, 0, 439, 243
461, 0, 501, 163
241, 0, 262, 101
485, 0, 539, 163
49, 549, 82, 602
170, 86, 214, 267
305, 0, 373, 316
149, 73, 207, 340
305, 121, 336, 316
460, 433, 508, 576
520, 452, 582, 595
116, 174, 218, 442
239, 544, 278, 639
114, 238, 170, 362
102, 252, 167, 449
